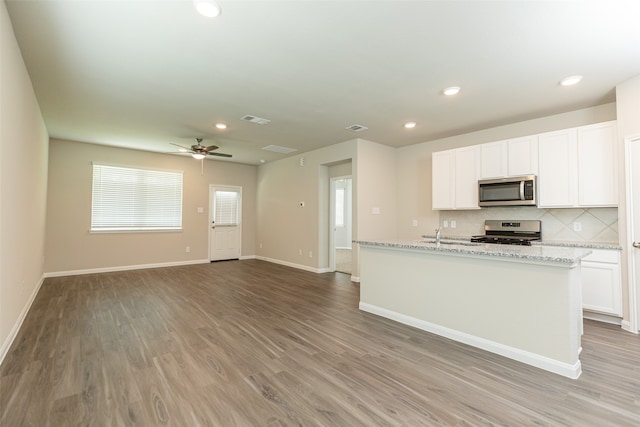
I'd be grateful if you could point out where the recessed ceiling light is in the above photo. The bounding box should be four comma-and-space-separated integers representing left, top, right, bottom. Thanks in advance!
404, 122, 417, 129
560, 75, 583, 86
194, 0, 221, 18
443, 86, 461, 96
215, 123, 227, 130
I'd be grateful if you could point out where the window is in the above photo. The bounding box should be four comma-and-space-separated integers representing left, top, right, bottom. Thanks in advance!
91, 163, 183, 232
335, 188, 345, 227
214, 190, 239, 226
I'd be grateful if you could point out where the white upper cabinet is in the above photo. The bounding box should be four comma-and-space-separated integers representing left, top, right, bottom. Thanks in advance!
480, 141, 507, 179
432, 150, 455, 210
577, 121, 617, 207
537, 128, 578, 207
507, 136, 538, 176
479, 136, 538, 179
455, 146, 481, 209
538, 121, 618, 208
432, 146, 480, 210
434, 120, 617, 210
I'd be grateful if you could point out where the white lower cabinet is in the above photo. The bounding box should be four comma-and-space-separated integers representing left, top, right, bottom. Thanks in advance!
581, 249, 622, 317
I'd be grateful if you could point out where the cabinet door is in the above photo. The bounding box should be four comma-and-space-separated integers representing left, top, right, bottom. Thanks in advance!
538, 128, 578, 207
577, 121, 618, 206
508, 136, 538, 176
432, 150, 454, 210
454, 146, 480, 209
480, 141, 507, 179
582, 261, 622, 316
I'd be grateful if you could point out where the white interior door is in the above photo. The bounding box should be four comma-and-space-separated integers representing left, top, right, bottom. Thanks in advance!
626, 136, 640, 333
210, 185, 242, 261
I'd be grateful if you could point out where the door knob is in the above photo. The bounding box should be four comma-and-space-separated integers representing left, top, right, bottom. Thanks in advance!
633, 242, 640, 249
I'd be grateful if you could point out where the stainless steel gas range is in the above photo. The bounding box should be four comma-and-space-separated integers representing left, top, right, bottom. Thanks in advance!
470, 220, 541, 246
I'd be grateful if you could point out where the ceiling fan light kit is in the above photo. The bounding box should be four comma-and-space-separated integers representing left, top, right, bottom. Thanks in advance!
170, 138, 232, 160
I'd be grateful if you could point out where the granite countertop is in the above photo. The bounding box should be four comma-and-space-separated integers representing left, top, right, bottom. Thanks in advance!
355, 238, 592, 265
420, 234, 622, 251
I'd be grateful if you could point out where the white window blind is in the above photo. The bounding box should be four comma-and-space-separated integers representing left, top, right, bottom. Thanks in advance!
214, 191, 238, 226
335, 188, 345, 227
91, 164, 183, 232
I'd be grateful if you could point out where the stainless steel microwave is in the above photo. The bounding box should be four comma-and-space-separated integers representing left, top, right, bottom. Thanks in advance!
478, 175, 537, 207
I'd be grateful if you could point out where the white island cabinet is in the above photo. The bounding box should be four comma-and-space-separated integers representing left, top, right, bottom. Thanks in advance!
357, 239, 590, 379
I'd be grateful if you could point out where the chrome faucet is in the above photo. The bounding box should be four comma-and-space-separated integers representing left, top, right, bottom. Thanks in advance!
435, 226, 442, 244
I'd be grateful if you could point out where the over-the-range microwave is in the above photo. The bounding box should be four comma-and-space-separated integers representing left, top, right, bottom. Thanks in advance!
478, 175, 537, 207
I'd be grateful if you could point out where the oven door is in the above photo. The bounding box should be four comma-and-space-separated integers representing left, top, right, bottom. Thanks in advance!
478, 176, 536, 206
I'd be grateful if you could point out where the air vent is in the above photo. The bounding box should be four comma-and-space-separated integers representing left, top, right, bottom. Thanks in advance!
262, 145, 298, 154
345, 124, 368, 132
241, 114, 271, 125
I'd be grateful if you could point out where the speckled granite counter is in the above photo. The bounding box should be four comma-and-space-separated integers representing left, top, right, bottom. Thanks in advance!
355, 239, 592, 266
533, 241, 622, 251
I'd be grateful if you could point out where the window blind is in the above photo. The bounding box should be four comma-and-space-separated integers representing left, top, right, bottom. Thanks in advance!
91, 164, 183, 231
214, 191, 238, 226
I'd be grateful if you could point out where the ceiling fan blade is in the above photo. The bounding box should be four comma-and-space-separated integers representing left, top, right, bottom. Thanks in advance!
203, 145, 219, 152
170, 142, 192, 151
207, 152, 232, 158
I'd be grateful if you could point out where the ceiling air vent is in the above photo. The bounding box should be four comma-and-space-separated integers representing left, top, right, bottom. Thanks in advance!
262, 145, 298, 154
241, 114, 271, 125
345, 124, 368, 132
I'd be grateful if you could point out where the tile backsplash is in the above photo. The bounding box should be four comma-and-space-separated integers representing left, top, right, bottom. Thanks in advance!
439, 207, 618, 243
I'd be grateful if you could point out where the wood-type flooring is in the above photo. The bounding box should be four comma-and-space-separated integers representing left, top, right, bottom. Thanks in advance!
1, 259, 639, 426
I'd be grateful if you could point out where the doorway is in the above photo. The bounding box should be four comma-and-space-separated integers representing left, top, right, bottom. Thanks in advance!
330, 177, 352, 274
209, 185, 242, 261
625, 135, 640, 333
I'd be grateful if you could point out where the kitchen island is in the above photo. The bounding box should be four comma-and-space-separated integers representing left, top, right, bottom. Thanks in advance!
356, 239, 592, 379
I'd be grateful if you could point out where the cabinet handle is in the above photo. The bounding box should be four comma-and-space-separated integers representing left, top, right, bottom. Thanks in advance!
633, 242, 640, 249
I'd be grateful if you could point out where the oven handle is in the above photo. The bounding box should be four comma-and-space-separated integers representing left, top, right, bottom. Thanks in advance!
519, 180, 525, 200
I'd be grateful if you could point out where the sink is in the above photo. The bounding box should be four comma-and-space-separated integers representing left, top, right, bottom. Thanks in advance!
418, 239, 481, 247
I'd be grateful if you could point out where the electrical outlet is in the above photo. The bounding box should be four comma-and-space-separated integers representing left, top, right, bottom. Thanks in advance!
185, 246, 191, 253
573, 222, 582, 232
259, 243, 263, 249
308, 251, 313, 258
298, 249, 302, 256
412, 219, 418, 227
451, 220, 457, 229
443, 220, 449, 228
197, 207, 204, 213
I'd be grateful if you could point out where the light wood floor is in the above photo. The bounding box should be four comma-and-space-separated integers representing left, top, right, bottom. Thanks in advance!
1, 260, 639, 426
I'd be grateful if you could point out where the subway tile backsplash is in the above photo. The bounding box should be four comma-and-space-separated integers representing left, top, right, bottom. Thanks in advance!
439, 207, 618, 243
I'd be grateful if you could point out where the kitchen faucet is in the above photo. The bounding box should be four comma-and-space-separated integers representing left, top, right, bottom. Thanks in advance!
435, 226, 441, 244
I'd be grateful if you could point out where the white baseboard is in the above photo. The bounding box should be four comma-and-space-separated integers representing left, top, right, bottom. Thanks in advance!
621, 320, 639, 334
43, 259, 210, 278
359, 302, 582, 380
255, 256, 328, 274
350, 275, 360, 282
583, 310, 623, 326
239, 255, 256, 260
0, 275, 46, 366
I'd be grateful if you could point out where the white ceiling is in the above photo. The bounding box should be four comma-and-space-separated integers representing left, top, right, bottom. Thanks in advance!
6, 0, 640, 165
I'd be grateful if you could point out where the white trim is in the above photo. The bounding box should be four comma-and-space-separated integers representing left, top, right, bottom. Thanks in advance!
256, 256, 327, 274
43, 259, 210, 278
583, 311, 623, 326
359, 302, 582, 380
624, 135, 640, 333
239, 255, 256, 260
350, 275, 360, 282
0, 275, 46, 366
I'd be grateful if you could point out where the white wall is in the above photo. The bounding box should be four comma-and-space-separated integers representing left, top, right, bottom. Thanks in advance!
45, 139, 257, 274
0, 1, 49, 362
256, 140, 356, 272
